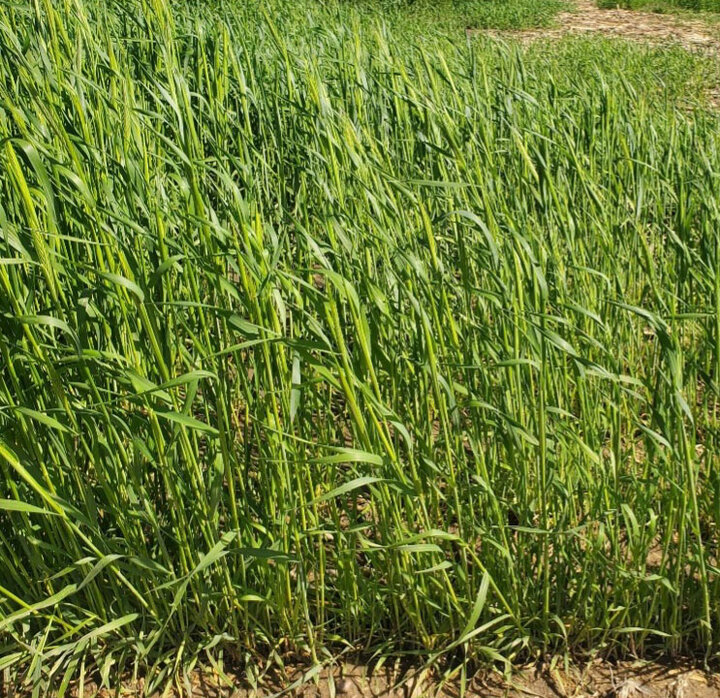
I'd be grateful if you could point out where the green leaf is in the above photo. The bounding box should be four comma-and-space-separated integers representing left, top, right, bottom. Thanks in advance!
311, 448, 384, 467
312, 476, 383, 504
99, 272, 145, 303
459, 572, 490, 643
155, 411, 219, 436
0, 499, 57, 516
14, 407, 72, 434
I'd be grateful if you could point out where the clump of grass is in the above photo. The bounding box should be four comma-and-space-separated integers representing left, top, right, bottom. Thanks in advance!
1, 0, 720, 694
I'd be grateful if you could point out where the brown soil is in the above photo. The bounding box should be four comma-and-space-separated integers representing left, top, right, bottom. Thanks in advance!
481, 0, 720, 52
55, 660, 720, 698
261, 661, 720, 698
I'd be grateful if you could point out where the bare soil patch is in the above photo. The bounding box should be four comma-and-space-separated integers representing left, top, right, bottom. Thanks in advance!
269, 661, 720, 698
480, 0, 720, 52
51, 660, 720, 698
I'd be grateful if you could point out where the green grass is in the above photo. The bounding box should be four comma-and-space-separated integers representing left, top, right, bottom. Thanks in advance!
598, 0, 720, 15
355, 0, 569, 32
2, 0, 720, 694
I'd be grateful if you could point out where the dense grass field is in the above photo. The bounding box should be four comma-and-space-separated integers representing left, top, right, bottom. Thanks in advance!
2, 0, 720, 693
353, 0, 570, 31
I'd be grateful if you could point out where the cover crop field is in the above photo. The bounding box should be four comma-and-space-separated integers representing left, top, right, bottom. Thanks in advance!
2, 0, 720, 693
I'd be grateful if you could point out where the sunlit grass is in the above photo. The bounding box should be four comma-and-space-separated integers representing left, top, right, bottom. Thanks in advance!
1, 0, 720, 694
356, 0, 569, 31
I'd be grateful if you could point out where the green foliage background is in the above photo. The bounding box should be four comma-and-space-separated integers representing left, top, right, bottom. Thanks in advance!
1, 0, 720, 693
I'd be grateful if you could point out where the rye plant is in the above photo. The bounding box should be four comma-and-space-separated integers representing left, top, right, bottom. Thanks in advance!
1, 0, 720, 693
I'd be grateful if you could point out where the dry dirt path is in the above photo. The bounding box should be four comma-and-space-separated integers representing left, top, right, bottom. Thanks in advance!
484, 0, 720, 52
